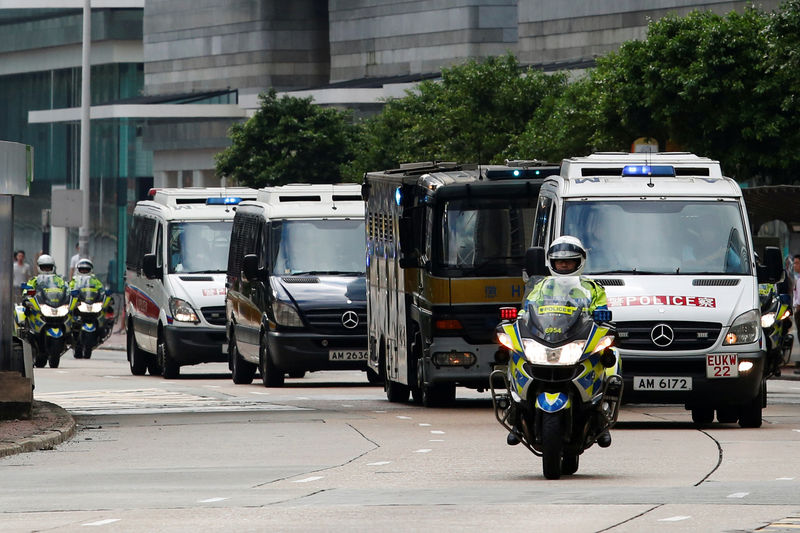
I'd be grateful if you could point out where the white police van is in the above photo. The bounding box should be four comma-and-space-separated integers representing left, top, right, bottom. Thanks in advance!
531, 153, 783, 427
126, 187, 257, 378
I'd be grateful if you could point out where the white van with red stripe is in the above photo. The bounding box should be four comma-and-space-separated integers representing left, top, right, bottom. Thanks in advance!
125, 187, 257, 378
531, 153, 783, 427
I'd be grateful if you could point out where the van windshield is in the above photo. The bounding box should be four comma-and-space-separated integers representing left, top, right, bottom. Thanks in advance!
271, 219, 365, 275
562, 200, 751, 275
168, 221, 232, 274
439, 198, 536, 276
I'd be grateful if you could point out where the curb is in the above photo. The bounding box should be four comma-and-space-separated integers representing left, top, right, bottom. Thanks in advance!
0, 400, 76, 459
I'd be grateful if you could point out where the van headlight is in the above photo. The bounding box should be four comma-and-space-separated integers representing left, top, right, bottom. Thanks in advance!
724, 309, 760, 345
273, 299, 303, 327
522, 338, 585, 365
169, 297, 199, 323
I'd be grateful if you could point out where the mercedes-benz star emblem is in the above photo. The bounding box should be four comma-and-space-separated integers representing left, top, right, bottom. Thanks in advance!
650, 323, 675, 347
341, 310, 359, 329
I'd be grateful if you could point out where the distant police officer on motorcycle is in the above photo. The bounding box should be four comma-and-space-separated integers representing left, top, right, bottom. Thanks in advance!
26, 254, 67, 290
69, 258, 103, 291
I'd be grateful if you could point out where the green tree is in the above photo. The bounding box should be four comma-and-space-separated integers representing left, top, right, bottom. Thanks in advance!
215, 89, 358, 187
590, 8, 785, 181
347, 54, 569, 177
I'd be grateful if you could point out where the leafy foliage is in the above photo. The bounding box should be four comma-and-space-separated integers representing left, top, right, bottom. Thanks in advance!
346, 54, 569, 178
215, 89, 358, 187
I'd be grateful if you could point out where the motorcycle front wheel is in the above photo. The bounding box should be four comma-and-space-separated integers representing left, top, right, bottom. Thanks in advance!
541, 412, 563, 480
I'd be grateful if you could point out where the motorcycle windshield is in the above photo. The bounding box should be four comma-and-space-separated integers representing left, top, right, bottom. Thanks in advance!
36, 275, 69, 307
73, 276, 103, 303
520, 277, 594, 345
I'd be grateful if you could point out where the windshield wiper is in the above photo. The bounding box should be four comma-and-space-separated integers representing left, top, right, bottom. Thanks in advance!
460, 256, 520, 275
291, 270, 364, 276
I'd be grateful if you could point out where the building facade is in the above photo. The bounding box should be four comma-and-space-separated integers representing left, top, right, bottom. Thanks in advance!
0, 0, 782, 291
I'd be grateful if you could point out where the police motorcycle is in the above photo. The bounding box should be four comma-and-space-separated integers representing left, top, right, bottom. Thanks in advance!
759, 282, 793, 378
16, 256, 74, 368
69, 260, 115, 359
490, 244, 623, 480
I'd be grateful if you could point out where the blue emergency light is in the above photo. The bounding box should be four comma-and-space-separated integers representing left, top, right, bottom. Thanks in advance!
622, 165, 675, 177
206, 197, 242, 205
395, 187, 403, 206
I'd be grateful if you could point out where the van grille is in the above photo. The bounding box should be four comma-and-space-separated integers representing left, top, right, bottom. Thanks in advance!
304, 308, 367, 334
615, 321, 721, 351
201, 306, 227, 326
693, 279, 740, 286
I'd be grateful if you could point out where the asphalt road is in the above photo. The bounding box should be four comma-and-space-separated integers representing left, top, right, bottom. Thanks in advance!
2, 348, 800, 532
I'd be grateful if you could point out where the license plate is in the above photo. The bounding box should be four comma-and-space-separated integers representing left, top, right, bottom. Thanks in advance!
329, 350, 368, 361
633, 376, 692, 391
706, 354, 738, 378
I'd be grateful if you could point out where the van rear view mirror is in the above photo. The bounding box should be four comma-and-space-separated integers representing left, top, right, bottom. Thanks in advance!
242, 254, 261, 281
142, 253, 161, 280
524, 247, 548, 277
757, 246, 783, 284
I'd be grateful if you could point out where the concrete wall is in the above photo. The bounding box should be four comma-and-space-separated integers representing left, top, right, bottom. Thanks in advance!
328, 0, 518, 82
518, 0, 781, 68
143, 0, 330, 95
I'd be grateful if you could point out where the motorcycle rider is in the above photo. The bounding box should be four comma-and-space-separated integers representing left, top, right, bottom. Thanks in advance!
69, 258, 104, 291
509, 235, 614, 447
25, 254, 67, 291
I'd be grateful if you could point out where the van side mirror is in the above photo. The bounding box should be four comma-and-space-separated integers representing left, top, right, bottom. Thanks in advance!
143, 254, 161, 280
524, 247, 549, 277
757, 246, 783, 284
242, 254, 261, 281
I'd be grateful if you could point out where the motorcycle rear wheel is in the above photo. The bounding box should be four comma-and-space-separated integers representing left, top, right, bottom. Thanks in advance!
541, 412, 563, 480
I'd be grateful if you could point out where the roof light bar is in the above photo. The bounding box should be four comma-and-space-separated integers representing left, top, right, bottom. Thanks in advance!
622, 165, 675, 177
206, 197, 242, 205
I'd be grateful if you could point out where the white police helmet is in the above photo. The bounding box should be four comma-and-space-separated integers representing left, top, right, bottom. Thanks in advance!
547, 236, 586, 277
76, 258, 93, 274
37, 254, 56, 273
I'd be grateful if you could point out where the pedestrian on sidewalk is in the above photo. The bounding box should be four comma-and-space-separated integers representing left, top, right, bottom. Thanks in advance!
12, 250, 33, 304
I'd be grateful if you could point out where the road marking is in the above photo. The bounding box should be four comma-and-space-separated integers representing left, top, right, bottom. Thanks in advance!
293, 476, 323, 483
102, 375, 120, 379
793, 429, 800, 433
205, 385, 221, 389
396, 415, 412, 420
414, 449, 432, 453
418, 423, 431, 427
430, 430, 445, 434
367, 461, 391, 466
296, 397, 310, 400
727, 492, 749, 498
777, 477, 795, 481
659, 516, 690, 522
342, 404, 353, 407
429, 439, 444, 442
374, 410, 386, 413
57, 371, 68, 374
249, 391, 270, 395
83, 519, 121, 526
198, 497, 229, 503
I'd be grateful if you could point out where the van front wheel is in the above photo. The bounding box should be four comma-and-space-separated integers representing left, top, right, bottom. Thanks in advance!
259, 332, 284, 387
230, 333, 256, 385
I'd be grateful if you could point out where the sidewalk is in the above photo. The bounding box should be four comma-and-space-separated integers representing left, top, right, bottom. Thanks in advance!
0, 330, 125, 459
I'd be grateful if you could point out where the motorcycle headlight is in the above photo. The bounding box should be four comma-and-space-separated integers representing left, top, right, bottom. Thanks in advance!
496, 331, 514, 351
169, 298, 199, 323
78, 302, 104, 313
724, 309, 761, 345
41, 304, 70, 317
761, 312, 776, 328
272, 299, 303, 327
522, 338, 585, 365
